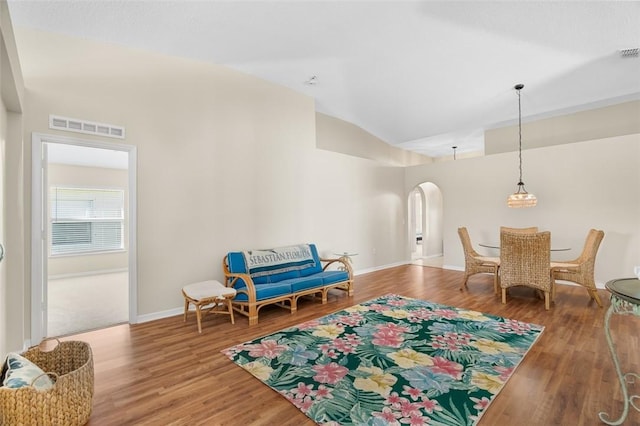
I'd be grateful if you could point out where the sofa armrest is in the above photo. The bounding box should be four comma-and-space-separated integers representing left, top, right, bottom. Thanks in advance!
225, 272, 256, 302
320, 257, 353, 279
222, 256, 257, 305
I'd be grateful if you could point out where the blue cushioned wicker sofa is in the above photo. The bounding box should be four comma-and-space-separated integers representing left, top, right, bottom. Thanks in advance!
222, 244, 353, 325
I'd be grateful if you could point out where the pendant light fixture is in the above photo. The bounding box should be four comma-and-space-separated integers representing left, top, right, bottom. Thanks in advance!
507, 84, 537, 208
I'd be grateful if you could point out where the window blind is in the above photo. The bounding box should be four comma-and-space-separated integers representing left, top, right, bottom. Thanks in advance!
50, 187, 124, 256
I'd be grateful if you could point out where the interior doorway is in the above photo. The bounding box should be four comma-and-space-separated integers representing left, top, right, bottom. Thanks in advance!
408, 182, 443, 267
31, 134, 137, 341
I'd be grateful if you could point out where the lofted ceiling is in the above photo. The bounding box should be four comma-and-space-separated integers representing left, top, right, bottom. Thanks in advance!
7, 1, 640, 157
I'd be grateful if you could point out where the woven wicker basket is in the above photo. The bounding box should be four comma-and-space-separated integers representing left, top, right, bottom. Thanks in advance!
0, 340, 94, 426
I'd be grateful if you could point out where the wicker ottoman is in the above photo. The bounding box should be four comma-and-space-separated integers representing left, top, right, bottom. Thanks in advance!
182, 280, 236, 333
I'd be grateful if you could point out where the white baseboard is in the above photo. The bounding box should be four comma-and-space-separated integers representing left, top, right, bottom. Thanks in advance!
136, 307, 183, 324
354, 261, 410, 276
423, 253, 444, 259
443, 265, 464, 272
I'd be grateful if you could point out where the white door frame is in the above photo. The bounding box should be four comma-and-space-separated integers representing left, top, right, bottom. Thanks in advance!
31, 132, 138, 343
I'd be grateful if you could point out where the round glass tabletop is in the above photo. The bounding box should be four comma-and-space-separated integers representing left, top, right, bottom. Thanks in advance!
605, 278, 640, 304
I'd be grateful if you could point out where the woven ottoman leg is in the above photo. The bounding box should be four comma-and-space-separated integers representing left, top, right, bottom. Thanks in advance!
183, 297, 189, 322
225, 297, 235, 324
195, 303, 203, 334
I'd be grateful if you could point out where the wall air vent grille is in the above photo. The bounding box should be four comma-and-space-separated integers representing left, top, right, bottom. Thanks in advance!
49, 115, 126, 139
619, 48, 639, 58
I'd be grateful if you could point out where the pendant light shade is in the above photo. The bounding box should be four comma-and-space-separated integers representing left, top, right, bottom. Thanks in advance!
507, 84, 537, 208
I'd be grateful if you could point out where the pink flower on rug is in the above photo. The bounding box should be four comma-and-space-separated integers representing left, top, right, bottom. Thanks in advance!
297, 396, 314, 412
498, 319, 532, 335
335, 312, 365, 326
397, 399, 422, 418
245, 339, 288, 359
373, 406, 401, 423
430, 356, 463, 380
332, 339, 356, 354
385, 391, 404, 406
378, 323, 409, 334
297, 319, 321, 330
368, 303, 388, 312
345, 333, 362, 344
312, 362, 349, 384
315, 385, 333, 400
387, 298, 408, 307
431, 332, 471, 351
494, 366, 515, 381
401, 413, 430, 425
470, 396, 491, 411
220, 344, 244, 357
373, 323, 409, 347
419, 397, 441, 414
319, 343, 340, 359
406, 308, 432, 322
373, 331, 404, 348
401, 385, 424, 401
293, 382, 316, 399
431, 308, 458, 320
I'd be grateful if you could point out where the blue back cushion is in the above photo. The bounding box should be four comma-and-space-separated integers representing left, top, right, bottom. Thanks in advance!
227, 252, 268, 284
227, 244, 322, 283
299, 244, 323, 276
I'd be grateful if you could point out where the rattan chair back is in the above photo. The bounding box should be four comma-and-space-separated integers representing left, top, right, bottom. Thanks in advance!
458, 227, 500, 291
551, 229, 604, 307
500, 230, 552, 309
500, 226, 539, 234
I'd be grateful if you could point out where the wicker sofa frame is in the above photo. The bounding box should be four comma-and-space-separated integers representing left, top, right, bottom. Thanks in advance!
222, 245, 353, 325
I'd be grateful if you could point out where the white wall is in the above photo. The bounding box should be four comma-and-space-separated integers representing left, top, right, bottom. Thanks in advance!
486, 100, 640, 154
405, 133, 640, 287
14, 29, 407, 326
1, 0, 26, 355
316, 112, 432, 166
0, 87, 6, 357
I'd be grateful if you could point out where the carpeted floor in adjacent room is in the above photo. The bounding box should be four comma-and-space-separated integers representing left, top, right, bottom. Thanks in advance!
47, 271, 129, 337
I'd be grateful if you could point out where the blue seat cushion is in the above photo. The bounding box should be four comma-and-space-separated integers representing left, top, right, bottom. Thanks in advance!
282, 276, 324, 293
234, 282, 293, 302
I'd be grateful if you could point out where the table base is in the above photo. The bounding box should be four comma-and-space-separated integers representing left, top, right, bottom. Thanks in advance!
598, 295, 640, 425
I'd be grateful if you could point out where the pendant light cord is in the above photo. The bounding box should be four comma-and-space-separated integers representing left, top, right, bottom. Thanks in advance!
517, 86, 523, 185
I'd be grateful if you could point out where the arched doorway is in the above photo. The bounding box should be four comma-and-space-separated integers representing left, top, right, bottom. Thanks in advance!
408, 182, 443, 267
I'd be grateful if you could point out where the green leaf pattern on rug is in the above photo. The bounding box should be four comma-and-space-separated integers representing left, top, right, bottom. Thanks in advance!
222, 294, 544, 426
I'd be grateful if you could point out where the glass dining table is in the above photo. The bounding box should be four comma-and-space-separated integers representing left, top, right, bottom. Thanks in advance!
478, 243, 571, 252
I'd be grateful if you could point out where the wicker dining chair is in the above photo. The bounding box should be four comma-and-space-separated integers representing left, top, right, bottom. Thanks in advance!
550, 229, 605, 307
458, 227, 500, 293
500, 226, 539, 234
499, 230, 552, 309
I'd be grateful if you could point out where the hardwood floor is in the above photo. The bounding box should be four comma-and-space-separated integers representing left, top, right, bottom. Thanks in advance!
61, 265, 638, 425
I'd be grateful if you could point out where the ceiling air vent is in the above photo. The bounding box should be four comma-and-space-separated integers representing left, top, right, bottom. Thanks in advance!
619, 48, 639, 58
49, 115, 126, 139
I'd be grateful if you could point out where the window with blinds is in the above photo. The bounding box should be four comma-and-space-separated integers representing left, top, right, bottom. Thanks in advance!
49, 186, 125, 256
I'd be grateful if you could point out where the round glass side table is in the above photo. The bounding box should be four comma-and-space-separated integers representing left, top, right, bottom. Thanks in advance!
333, 252, 358, 272
598, 278, 640, 425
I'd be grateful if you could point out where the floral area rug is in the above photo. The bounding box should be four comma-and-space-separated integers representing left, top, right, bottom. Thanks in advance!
222, 294, 544, 425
